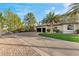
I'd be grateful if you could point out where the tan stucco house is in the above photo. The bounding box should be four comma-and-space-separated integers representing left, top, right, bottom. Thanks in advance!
36, 22, 79, 34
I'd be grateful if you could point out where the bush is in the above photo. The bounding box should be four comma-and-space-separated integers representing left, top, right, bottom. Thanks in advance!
76, 29, 79, 34
55, 29, 60, 33
12, 28, 25, 33
47, 29, 50, 32
53, 29, 61, 33
12, 29, 19, 33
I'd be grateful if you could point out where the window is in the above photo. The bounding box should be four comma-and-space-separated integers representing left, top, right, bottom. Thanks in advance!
67, 25, 74, 30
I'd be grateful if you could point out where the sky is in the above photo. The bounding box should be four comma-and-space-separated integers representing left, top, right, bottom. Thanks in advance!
0, 3, 71, 22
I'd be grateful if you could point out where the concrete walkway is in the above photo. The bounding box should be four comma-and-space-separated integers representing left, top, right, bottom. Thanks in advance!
0, 32, 79, 56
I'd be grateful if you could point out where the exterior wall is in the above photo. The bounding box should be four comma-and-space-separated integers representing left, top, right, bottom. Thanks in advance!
76, 14, 79, 22
75, 24, 79, 29
62, 25, 73, 33
55, 24, 79, 34
62, 24, 79, 33
74, 24, 77, 31
36, 23, 79, 33
54, 24, 79, 34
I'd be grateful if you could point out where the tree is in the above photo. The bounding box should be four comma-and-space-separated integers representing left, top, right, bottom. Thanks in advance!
13, 14, 23, 30
67, 3, 79, 23
0, 12, 3, 30
0, 12, 6, 31
4, 9, 23, 32
24, 12, 36, 31
69, 3, 79, 13
42, 12, 60, 33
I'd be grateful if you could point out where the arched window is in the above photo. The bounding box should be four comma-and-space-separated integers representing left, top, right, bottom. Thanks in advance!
67, 25, 74, 30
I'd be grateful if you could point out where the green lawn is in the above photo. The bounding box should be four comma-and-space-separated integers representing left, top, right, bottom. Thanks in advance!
39, 33, 79, 43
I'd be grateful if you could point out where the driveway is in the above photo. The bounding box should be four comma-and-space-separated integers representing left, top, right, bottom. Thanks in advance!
0, 32, 79, 56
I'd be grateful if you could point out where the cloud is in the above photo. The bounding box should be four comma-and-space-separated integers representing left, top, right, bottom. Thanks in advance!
63, 3, 71, 12
63, 3, 71, 7
44, 4, 71, 15
45, 6, 55, 14
51, 7, 55, 11
14, 4, 31, 12
55, 3, 71, 15
45, 9, 51, 14
12, 4, 34, 20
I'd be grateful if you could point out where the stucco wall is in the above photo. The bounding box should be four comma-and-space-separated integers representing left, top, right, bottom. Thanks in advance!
36, 23, 79, 33
62, 24, 79, 33
75, 24, 79, 29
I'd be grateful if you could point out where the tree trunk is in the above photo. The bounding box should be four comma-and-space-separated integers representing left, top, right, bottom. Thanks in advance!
50, 23, 53, 34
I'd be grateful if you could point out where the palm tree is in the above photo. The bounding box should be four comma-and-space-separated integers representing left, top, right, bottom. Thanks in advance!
42, 12, 60, 33
69, 3, 79, 13
24, 12, 36, 31
68, 3, 79, 23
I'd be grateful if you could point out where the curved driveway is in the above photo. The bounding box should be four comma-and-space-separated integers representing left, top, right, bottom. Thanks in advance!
0, 32, 79, 56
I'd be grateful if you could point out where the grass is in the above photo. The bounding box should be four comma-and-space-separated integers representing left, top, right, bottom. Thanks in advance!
39, 33, 79, 43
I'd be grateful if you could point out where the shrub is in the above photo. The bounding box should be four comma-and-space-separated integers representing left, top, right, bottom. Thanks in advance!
53, 29, 61, 33
56, 29, 60, 33
76, 29, 79, 34
47, 29, 50, 32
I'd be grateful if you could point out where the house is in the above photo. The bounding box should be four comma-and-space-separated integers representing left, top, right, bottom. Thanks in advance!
36, 22, 79, 34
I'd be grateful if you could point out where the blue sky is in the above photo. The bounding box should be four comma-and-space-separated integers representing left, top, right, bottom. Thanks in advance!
0, 3, 70, 22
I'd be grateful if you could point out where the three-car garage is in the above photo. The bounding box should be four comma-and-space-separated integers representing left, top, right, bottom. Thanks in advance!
36, 28, 46, 32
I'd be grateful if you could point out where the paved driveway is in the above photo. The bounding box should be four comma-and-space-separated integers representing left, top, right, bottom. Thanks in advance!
0, 32, 79, 56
